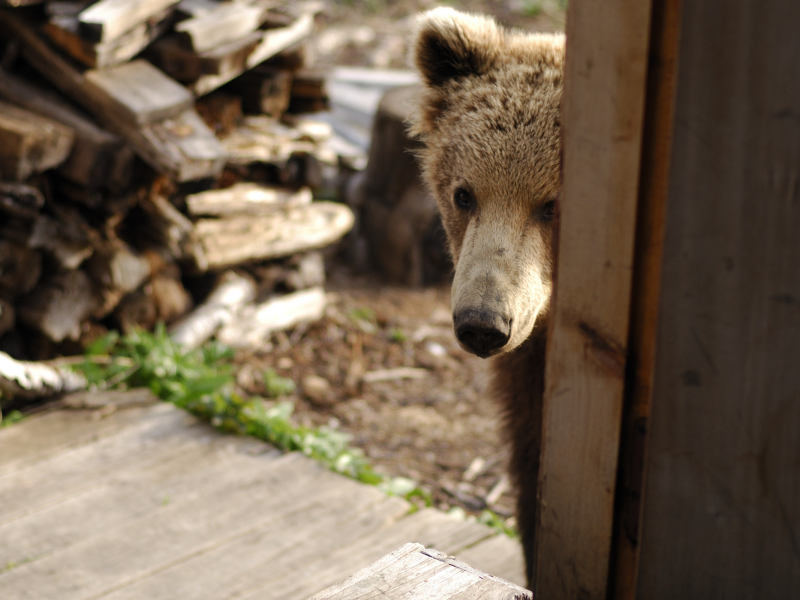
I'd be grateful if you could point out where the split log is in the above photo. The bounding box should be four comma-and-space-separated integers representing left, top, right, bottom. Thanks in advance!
193, 201, 354, 269
84, 60, 194, 126
114, 290, 157, 333
77, 0, 179, 43
194, 92, 242, 137
225, 66, 292, 117
244, 11, 315, 71
138, 190, 207, 269
0, 182, 44, 220
17, 270, 100, 342
0, 70, 133, 191
150, 269, 193, 323
0, 350, 87, 400
145, 31, 263, 96
87, 241, 152, 317
0, 12, 225, 182
220, 115, 318, 167
45, 7, 173, 68
252, 250, 325, 294
29, 215, 95, 270
185, 183, 311, 217
146, 9, 314, 96
216, 286, 326, 348
0, 240, 42, 298
0, 99, 75, 181
288, 68, 328, 113
168, 270, 255, 349
173, 2, 265, 53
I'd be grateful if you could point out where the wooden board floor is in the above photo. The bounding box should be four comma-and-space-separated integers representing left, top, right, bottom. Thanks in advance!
0, 392, 525, 599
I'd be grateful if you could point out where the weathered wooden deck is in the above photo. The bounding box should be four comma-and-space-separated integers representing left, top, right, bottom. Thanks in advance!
0, 392, 525, 599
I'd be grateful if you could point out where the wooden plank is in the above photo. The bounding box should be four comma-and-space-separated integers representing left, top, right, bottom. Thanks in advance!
0, 11, 225, 182
455, 534, 526, 588
0, 445, 340, 599
309, 543, 531, 600
193, 201, 354, 269
0, 422, 278, 566
0, 69, 132, 190
145, 30, 263, 94
0, 99, 74, 181
77, 0, 178, 43
635, 1, 800, 598
609, 0, 682, 598
84, 60, 194, 126
190, 32, 267, 97
95, 488, 409, 600
0, 405, 198, 520
248, 508, 498, 600
534, 0, 653, 598
45, 8, 173, 69
173, 2, 264, 53
0, 400, 164, 475
185, 183, 311, 217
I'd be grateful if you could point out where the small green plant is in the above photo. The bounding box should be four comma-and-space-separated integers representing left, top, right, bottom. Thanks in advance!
0, 410, 25, 428
387, 329, 407, 343
263, 368, 296, 398
348, 307, 375, 323
479, 510, 518, 539
72, 326, 516, 538
74, 327, 414, 488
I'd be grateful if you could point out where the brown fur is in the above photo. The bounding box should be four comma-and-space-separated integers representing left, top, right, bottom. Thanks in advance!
409, 8, 564, 586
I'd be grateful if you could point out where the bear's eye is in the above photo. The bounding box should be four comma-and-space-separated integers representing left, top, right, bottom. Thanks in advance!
454, 187, 474, 210
542, 200, 556, 219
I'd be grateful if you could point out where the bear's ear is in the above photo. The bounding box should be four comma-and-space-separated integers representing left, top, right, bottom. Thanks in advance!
411, 8, 503, 88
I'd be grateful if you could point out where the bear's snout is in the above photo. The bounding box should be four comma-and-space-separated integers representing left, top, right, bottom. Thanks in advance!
454, 309, 511, 357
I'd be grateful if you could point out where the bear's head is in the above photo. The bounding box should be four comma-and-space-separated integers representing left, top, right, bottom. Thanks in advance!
410, 8, 564, 358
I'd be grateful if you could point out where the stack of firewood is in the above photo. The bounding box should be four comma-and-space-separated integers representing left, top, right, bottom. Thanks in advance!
0, 0, 368, 364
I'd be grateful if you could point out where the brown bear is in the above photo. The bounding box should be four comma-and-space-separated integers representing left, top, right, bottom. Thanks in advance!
409, 8, 564, 586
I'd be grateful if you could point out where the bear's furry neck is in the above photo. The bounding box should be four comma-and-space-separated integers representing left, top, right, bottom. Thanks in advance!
491, 324, 547, 586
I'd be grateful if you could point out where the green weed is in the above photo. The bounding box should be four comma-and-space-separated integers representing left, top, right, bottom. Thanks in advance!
263, 368, 296, 398
0, 409, 25, 428
73, 326, 516, 538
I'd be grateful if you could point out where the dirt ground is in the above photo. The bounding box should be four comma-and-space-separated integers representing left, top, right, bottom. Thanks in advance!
229, 0, 567, 522
235, 256, 517, 519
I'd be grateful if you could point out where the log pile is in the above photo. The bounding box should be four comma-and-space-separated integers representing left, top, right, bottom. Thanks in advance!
0, 1, 367, 368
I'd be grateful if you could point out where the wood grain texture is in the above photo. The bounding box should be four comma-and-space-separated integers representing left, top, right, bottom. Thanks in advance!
0, 99, 74, 181
84, 60, 194, 126
636, 1, 800, 598
0, 401, 525, 599
77, 0, 178, 43
0, 69, 130, 190
310, 543, 530, 600
194, 201, 354, 269
0, 12, 224, 182
609, 1, 682, 598
534, 0, 653, 597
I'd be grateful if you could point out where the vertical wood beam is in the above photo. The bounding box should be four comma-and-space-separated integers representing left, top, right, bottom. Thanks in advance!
609, 2, 683, 599
533, 1, 653, 598
636, 1, 800, 597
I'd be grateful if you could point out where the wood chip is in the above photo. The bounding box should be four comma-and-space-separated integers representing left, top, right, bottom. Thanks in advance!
362, 367, 430, 383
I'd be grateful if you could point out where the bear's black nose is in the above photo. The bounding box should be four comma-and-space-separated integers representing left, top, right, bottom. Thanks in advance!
454, 310, 511, 357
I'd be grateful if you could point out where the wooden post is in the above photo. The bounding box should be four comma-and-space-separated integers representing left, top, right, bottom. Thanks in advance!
609, 1, 682, 598
633, 1, 800, 597
533, 0, 653, 598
